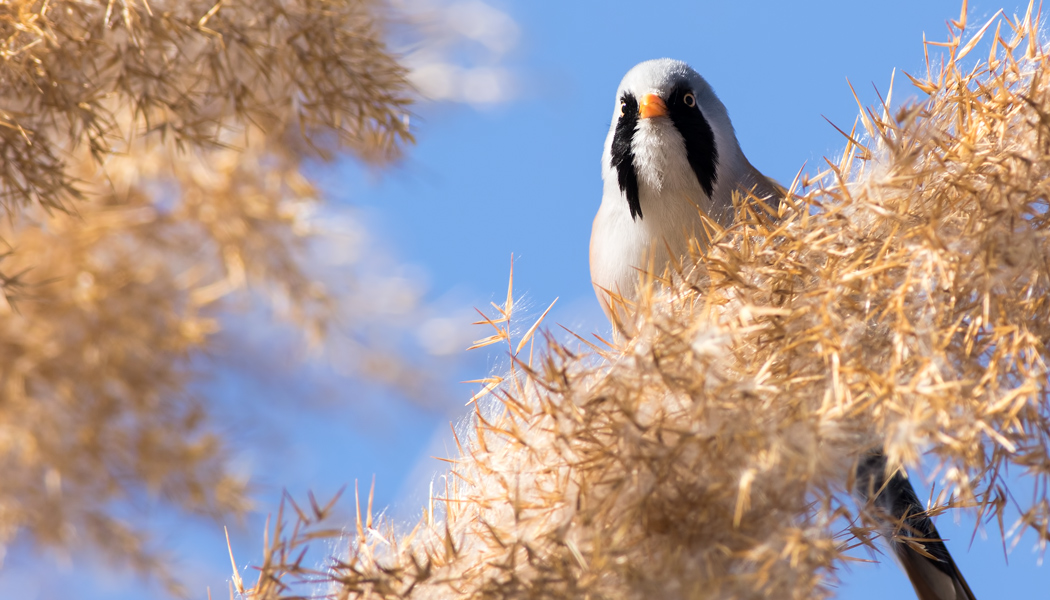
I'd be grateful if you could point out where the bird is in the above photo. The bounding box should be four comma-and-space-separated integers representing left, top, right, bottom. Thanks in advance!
589, 58, 780, 322
588, 58, 977, 600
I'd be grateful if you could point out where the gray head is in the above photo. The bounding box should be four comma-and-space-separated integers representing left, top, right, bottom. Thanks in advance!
603, 58, 748, 221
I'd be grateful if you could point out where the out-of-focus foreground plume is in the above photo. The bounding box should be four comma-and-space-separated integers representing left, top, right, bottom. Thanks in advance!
0, 0, 417, 591
245, 4, 1050, 600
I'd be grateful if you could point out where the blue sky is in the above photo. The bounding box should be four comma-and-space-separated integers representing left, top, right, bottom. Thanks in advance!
7, 1, 1047, 598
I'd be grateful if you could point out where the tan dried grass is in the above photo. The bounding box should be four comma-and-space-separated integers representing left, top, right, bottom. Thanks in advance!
0, 0, 415, 593
246, 3, 1050, 599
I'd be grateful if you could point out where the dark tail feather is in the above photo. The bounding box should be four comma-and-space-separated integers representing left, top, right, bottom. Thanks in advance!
855, 451, 977, 600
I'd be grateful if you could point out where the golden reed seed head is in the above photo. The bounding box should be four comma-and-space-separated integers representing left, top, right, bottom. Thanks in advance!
248, 4, 1050, 600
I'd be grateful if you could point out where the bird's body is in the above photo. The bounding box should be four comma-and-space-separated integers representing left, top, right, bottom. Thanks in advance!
589, 58, 976, 600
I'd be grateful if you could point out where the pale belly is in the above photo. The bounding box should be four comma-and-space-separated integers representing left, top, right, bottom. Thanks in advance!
589, 199, 704, 321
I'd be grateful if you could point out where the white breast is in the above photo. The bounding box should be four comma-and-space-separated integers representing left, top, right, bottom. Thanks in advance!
590, 118, 731, 320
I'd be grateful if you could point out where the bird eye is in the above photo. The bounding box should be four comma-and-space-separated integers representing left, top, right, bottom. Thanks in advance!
620, 100, 628, 116
683, 93, 697, 108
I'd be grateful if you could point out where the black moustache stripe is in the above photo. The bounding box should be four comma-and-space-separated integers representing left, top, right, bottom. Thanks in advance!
667, 84, 718, 198
611, 93, 642, 220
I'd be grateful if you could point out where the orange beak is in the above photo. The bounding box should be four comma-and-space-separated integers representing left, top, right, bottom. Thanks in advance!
639, 93, 668, 119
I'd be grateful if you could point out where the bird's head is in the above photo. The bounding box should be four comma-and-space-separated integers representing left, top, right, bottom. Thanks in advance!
603, 58, 742, 222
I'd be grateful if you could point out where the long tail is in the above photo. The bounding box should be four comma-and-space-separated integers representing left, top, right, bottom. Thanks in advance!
854, 451, 977, 600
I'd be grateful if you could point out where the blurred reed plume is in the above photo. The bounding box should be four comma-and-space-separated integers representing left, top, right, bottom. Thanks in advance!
0, 0, 416, 591
244, 3, 1050, 599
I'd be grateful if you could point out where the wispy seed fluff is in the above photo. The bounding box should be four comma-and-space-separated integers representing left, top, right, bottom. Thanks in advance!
246, 7, 1050, 600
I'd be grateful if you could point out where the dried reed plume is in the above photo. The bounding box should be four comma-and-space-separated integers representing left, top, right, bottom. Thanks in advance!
0, 0, 415, 592
244, 4, 1050, 599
